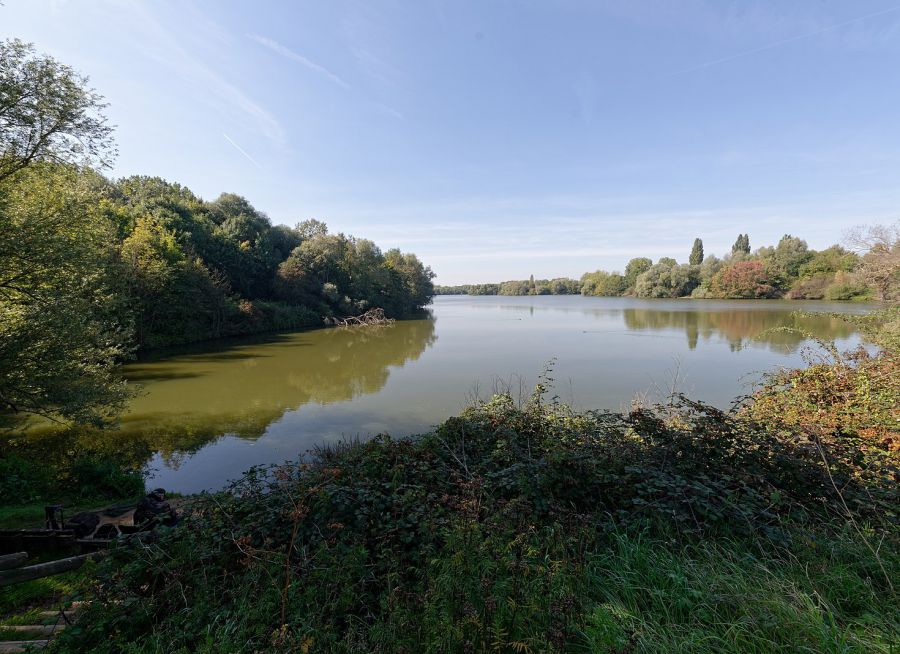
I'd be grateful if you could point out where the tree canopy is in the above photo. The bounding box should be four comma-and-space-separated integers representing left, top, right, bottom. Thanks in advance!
0, 39, 114, 182
0, 41, 435, 426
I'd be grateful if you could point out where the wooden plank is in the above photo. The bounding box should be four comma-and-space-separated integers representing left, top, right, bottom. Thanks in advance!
0, 553, 27, 570
0, 625, 63, 636
0, 552, 104, 587
0, 530, 73, 537
0, 641, 49, 652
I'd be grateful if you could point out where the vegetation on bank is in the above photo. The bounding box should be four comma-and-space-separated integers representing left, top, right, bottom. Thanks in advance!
0, 39, 434, 427
48, 309, 899, 653
436, 276, 581, 296
437, 229, 900, 301
49, 337, 898, 652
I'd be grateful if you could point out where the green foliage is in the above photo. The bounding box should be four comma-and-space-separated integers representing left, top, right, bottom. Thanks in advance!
825, 271, 872, 301
444, 229, 890, 301
634, 260, 698, 298
826, 305, 900, 354
689, 237, 704, 266
53, 385, 898, 652
0, 164, 130, 425
482, 278, 580, 296
0, 451, 143, 507
732, 233, 750, 255
0, 39, 114, 182
798, 245, 859, 279
0, 41, 435, 426
624, 257, 653, 288
433, 283, 505, 295
580, 270, 627, 296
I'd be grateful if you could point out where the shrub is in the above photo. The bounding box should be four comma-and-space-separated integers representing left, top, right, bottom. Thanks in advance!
0, 452, 144, 506
54, 386, 898, 652
788, 274, 829, 299
709, 261, 779, 299
825, 271, 872, 301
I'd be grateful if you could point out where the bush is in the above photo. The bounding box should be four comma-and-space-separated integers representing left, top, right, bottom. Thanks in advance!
709, 261, 779, 299
788, 274, 829, 299
0, 456, 52, 504
69, 457, 145, 500
825, 272, 872, 301
54, 385, 898, 652
0, 452, 144, 506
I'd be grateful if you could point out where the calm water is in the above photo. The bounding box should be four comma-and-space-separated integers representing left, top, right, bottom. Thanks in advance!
117, 296, 870, 493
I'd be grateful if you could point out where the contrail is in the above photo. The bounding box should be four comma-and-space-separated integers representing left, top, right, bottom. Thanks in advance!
673, 4, 900, 75
248, 34, 351, 90
223, 133, 262, 169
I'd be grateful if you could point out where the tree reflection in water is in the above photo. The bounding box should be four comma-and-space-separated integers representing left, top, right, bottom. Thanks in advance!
621, 307, 853, 352
20, 318, 437, 471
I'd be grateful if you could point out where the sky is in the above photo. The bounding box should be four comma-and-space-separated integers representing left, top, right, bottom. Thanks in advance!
3, 0, 900, 284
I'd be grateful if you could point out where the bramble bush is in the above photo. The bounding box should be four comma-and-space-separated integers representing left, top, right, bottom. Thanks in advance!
53, 379, 898, 653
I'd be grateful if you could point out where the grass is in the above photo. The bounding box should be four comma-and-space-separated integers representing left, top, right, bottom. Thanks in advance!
0, 566, 91, 621
580, 531, 897, 653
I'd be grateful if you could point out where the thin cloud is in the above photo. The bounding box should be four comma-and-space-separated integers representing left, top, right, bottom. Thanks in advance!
125, 3, 285, 147
673, 3, 900, 74
373, 102, 404, 120
223, 133, 262, 169
249, 33, 350, 89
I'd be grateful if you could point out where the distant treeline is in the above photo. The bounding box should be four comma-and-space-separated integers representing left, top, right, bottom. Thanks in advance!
435, 276, 580, 296
437, 232, 899, 301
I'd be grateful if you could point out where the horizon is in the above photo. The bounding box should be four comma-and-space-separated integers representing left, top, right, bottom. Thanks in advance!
4, 0, 900, 284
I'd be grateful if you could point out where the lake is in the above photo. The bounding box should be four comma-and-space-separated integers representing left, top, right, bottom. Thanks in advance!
119, 296, 870, 493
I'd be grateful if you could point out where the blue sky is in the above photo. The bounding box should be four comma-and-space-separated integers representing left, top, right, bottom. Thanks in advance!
4, 1, 900, 283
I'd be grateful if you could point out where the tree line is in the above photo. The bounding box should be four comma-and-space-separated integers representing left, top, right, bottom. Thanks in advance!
437, 230, 899, 301
0, 39, 434, 426
436, 275, 580, 296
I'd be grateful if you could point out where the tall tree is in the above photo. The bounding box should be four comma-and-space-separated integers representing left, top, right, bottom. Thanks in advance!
0, 39, 115, 183
0, 164, 129, 424
689, 238, 704, 265
624, 257, 653, 289
0, 41, 126, 424
846, 223, 900, 301
732, 234, 750, 255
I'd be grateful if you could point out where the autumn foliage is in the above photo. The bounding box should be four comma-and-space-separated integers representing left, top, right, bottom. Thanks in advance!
710, 261, 778, 299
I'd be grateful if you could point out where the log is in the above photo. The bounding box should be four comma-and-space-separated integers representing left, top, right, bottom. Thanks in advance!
0, 552, 27, 570
0, 552, 104, 587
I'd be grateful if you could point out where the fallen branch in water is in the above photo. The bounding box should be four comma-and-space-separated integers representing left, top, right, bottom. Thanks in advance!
334, 308, 395, 327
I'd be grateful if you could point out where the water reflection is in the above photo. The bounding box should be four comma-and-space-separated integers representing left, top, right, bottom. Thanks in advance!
19, 318, 437, 469
620, 307, 854, 352
122, 318, 437, 450
9, 297, 874, 493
